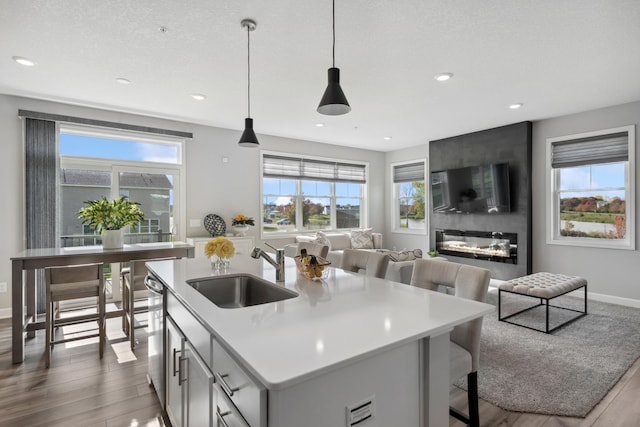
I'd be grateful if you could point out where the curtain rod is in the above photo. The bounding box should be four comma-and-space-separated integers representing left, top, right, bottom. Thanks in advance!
18, 109, 193, 139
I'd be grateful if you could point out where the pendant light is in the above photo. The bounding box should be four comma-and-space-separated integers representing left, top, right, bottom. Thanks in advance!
317, 0, 351, 115
238, 19, 259, 147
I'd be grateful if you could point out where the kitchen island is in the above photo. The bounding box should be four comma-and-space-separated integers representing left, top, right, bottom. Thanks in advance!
148, 254, 493, 426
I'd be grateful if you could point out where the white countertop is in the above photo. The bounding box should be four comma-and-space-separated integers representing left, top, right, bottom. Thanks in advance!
147, 255, 494, 390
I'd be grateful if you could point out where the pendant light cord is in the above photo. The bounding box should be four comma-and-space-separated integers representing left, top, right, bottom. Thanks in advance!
332, 0, 336, 67
247, 24, 251, 118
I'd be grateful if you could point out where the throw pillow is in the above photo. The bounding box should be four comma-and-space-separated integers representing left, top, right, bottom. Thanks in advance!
388, 250, 412, 262
315, 231, 332, 250
350, 228, 374, 249
387, 249, 423, 262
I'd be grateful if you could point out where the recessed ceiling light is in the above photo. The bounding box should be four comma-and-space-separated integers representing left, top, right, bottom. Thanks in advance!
509, 103, 523, 109
315, 123, 325, 127
191, 93, 206, 100
383, 136, 392, 140
434, 72, 453, 82
12, 56, 36, 67
115, 78, 131, 85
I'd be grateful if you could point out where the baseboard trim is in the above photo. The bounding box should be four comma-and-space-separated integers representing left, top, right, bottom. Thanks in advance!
0, 308, 11, 319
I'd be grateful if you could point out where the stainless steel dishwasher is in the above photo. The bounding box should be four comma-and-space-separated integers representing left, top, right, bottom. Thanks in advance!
145, 273, 165, 407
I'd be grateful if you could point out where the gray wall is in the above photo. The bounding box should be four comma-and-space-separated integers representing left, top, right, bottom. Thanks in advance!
0, 94, 386, 314
385, 103, 640, 304
429, 122, 532, 280
532, 101, 640, 303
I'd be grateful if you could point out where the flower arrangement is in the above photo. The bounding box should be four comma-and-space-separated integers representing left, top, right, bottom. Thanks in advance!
78, 196, 144, 232
232, 214, 255, 227
204, 236, 236, 259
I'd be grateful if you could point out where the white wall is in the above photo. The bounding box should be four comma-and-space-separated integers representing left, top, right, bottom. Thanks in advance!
532, 101, 640, 304
0, 94, 385, 314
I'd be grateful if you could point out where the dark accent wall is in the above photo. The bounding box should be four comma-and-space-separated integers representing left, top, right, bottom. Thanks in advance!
429, 121, 532, 280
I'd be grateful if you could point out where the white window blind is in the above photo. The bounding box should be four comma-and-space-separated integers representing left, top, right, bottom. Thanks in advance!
551, 132, 629, 168
393, 162, 425, 183
263, 154, 366, 183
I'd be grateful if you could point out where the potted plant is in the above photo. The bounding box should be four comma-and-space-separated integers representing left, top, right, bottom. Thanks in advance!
231, 214, 255, 236
78, 196, 144, 249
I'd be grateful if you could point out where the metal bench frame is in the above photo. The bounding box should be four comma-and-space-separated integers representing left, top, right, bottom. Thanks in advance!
498, 284, 587, 333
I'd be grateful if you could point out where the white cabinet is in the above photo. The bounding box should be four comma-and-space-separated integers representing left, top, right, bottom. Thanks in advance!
185, 341, 214, 427
212, 339, 266, 427
187, 236, 255, 258
166, 312, 214, 427
165, 290, 265, 427
166, 317, 186, 427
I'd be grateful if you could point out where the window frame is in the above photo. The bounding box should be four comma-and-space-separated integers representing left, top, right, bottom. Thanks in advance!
546, 125, 635, 250
58, 124, 187, 244
260, 150, 369, 239
391, 159, 427, 235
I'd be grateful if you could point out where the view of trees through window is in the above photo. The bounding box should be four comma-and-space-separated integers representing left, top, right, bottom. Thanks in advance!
262, 178, 363, 233
393, 160, 426, 232
397, 181, 425, 229
557, 163, 626, 240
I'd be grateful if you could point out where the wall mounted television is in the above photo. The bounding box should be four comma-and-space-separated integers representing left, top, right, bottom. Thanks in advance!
431, 163, 511, 214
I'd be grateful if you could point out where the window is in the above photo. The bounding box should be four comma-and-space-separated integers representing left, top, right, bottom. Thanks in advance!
261, 153, 367, 236
546, 125, 635, 249
59, 124, 185, 248
392, 160, 426, 233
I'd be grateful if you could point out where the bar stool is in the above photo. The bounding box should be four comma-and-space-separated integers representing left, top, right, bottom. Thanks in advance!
122, 258, 172, 350
44, 263, 106, 368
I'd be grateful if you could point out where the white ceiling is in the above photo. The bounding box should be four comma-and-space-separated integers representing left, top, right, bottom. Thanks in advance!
2, 0, 640, 152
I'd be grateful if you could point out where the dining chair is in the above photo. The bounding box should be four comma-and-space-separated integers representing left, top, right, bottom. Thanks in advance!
340, 249, 389, 279
44, 263, 105, 368
409, 258, 490, 427
121, 258, 173, 350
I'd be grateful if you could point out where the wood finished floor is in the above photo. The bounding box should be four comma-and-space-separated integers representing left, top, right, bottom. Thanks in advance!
1, 316, 639, 427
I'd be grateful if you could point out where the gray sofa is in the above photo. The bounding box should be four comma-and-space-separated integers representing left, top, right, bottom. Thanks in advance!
287, 231, 427, 284
294, 231, 383, 265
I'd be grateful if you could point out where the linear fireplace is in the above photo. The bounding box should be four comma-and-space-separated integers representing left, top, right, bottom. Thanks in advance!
436, 229, 517, 264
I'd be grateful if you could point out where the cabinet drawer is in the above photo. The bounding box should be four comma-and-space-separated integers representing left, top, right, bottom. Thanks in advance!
213, 340, 266, 427
214, 383, 250, 427
167, 291, 212, 366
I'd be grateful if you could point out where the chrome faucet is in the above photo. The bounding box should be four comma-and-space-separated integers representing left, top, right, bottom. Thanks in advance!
251, 244, 285, 282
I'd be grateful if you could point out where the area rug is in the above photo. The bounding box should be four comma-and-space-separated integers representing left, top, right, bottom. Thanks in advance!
455, 291, 640, 417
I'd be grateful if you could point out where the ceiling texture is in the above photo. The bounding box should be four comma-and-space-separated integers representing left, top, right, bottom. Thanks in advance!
2, 0, 640, 151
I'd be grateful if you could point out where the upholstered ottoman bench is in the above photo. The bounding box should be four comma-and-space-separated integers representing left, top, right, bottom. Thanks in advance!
498, 272, 587, 333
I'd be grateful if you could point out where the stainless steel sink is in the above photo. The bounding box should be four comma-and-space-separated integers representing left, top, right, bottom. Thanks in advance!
187, 274, 298, 309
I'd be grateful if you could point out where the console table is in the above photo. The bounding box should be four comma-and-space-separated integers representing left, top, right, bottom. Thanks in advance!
10, 242, 194, 364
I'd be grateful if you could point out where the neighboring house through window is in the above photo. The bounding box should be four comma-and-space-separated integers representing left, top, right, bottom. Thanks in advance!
261, 152, 367, 236
392, 160, 427, 233
59, 124, 185, 247
546, 125, 635, 249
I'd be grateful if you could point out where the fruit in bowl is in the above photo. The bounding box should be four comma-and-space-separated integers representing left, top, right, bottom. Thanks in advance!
295, 252, 331, 280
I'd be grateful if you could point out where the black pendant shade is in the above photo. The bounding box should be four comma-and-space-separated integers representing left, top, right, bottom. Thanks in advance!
238, 118, 259, 147
317, 67, 351, 115
238, 19, 259, 147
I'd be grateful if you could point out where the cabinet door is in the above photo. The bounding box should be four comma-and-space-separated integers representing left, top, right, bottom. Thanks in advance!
166, 317, 186, 427
185, 341, 214, 427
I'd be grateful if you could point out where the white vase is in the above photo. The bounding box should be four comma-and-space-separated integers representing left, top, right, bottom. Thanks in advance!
102, 229, 124, 249
233, 225, 249, 237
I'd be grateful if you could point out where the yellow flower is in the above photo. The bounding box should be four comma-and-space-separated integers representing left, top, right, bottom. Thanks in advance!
232, 213, 255, 226
204, 237, 236, 259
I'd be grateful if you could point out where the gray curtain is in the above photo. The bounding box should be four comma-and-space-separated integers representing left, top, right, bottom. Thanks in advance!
25, 118, 57, 313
